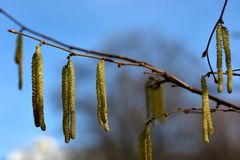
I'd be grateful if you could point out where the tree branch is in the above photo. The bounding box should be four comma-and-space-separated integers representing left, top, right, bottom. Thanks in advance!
0, 8, 141, 64
145, 106, 240, 126
8, 29, 240, 111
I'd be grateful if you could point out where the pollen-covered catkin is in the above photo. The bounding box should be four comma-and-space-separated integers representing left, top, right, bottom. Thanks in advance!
96, 65, 103, 125
15, 35, 23, 90
62, 65, 70, 143
68, 60, 76, 140
96, 60, 109, 132
222, 26, 232, 93
201, 76, 214, 143
32, 45, 46, 131
216, 23, 223, 93
138, 125, 152, 160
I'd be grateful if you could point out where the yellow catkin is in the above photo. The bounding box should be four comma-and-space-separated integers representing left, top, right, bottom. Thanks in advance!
62, 65, 70, 143
96, 65, 103, 125
68, 60, 76, 140
138, 126, 152, 160
222, 26, 232, 93
32, 46, 46, 131
15, 35, 23, 90
216, 23, 223, 93
96, 60, 109, 132
138, 132, 146, 160
144, 126, 152, 160
201, 76, 214, 143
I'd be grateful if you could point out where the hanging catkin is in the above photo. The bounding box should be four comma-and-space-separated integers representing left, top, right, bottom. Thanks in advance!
222, 26, 232, 93
68, 60, 76, 140
216, 23, 223, 93
145, 79, 166, 123
138, 125, 152, 160
32, 45, 46, 131
145, 80, 153, 119
62, 65, 70, 143
15, 34, 23, 90
96, 60, 109, 132
201, 76, 214, 144
96, 65, 103, 125
153, 85, 166, 123
61, 59, 76, 143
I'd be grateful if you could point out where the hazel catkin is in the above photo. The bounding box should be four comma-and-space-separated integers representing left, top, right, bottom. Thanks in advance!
32, 45, 46, 131
216, 23, 223, 93
222, 26, 232, 93
15, 34, 23, 90
96, 60, 109, 132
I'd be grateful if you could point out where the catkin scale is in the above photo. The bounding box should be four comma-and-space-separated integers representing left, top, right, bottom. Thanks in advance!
201, 76, 214, 144
216, 23, 223, 93
32, 46, 46, 131
15, 35, 23, 90
96, 60, 109, 132
222, 26, 232, 93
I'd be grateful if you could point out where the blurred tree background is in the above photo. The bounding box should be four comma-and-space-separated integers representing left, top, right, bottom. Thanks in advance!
1, 1, 240, 160
50, 31, 240, 160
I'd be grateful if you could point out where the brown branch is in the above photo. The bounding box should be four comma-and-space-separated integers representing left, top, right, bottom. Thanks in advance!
8, 29, 240, 111
145, 106, 240, 126
0, 8, 141, 64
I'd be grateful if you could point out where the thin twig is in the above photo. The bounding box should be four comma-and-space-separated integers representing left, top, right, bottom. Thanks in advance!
145, 106, 240, 126
202, 0, 228, 57
201, 0, 229, 84
206, 70, 240, 77
0, 8, 143, 64
8, 29, 240, 111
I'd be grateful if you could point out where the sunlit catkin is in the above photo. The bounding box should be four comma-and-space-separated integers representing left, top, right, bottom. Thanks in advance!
138, 125, 152, 160
68, 60, 76, 139
96, 60, 109, 132
62, 65, 70, 143
96, 65, 103, 125
201, 76, 214, 143
216, 23, 223, 93
15, 35, 23, 90
222, 26, 232, 93
32, 45, 46, 131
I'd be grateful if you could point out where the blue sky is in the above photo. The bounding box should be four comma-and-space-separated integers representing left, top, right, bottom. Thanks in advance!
0, 0, 240, 159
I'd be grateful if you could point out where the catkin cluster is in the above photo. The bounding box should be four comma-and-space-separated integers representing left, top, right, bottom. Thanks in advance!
96, 60, 109, 132
138, 125, 152, 160
215, 23, 232, 93
201, 76, 214, 143
15, 35, 23, 90
145, 79, 166, 123
32, 45, 46, 131
62, 59, 76, 143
